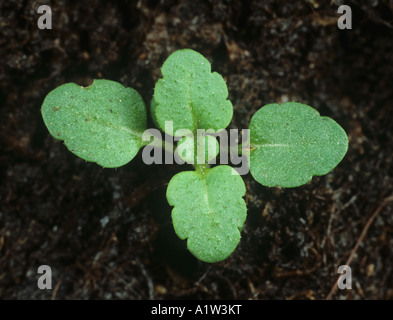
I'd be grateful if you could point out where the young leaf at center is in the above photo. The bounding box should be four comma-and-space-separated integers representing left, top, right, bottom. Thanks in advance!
249, 102, 348, 187
167, 165, 247, 263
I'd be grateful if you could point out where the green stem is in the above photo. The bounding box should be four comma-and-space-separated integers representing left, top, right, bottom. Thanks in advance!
195, 163, 210, 175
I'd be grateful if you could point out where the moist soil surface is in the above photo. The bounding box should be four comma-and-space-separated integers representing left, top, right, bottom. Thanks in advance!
1, 0, 393, 299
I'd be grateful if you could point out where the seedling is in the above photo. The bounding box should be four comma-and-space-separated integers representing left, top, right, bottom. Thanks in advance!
41, 49, 348, 263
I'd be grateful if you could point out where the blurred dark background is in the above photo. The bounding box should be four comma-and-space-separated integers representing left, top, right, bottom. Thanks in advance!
1, 0, 392, 299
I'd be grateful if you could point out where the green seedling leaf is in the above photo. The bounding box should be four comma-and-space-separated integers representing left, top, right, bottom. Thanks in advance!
175, 134, 219, 164
152, 49, 233, 136
42, 79, 147, 168
249, 102, 348, 187
167, 165, 247, 263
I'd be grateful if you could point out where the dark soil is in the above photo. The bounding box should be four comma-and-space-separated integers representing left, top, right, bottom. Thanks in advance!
1, 0, 393, 300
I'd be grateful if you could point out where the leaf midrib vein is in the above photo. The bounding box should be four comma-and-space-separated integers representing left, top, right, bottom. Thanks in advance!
86, 115, 143, 140
252, 143, 291, 148
201, 177, 216, 219
185, 74, 198, 132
